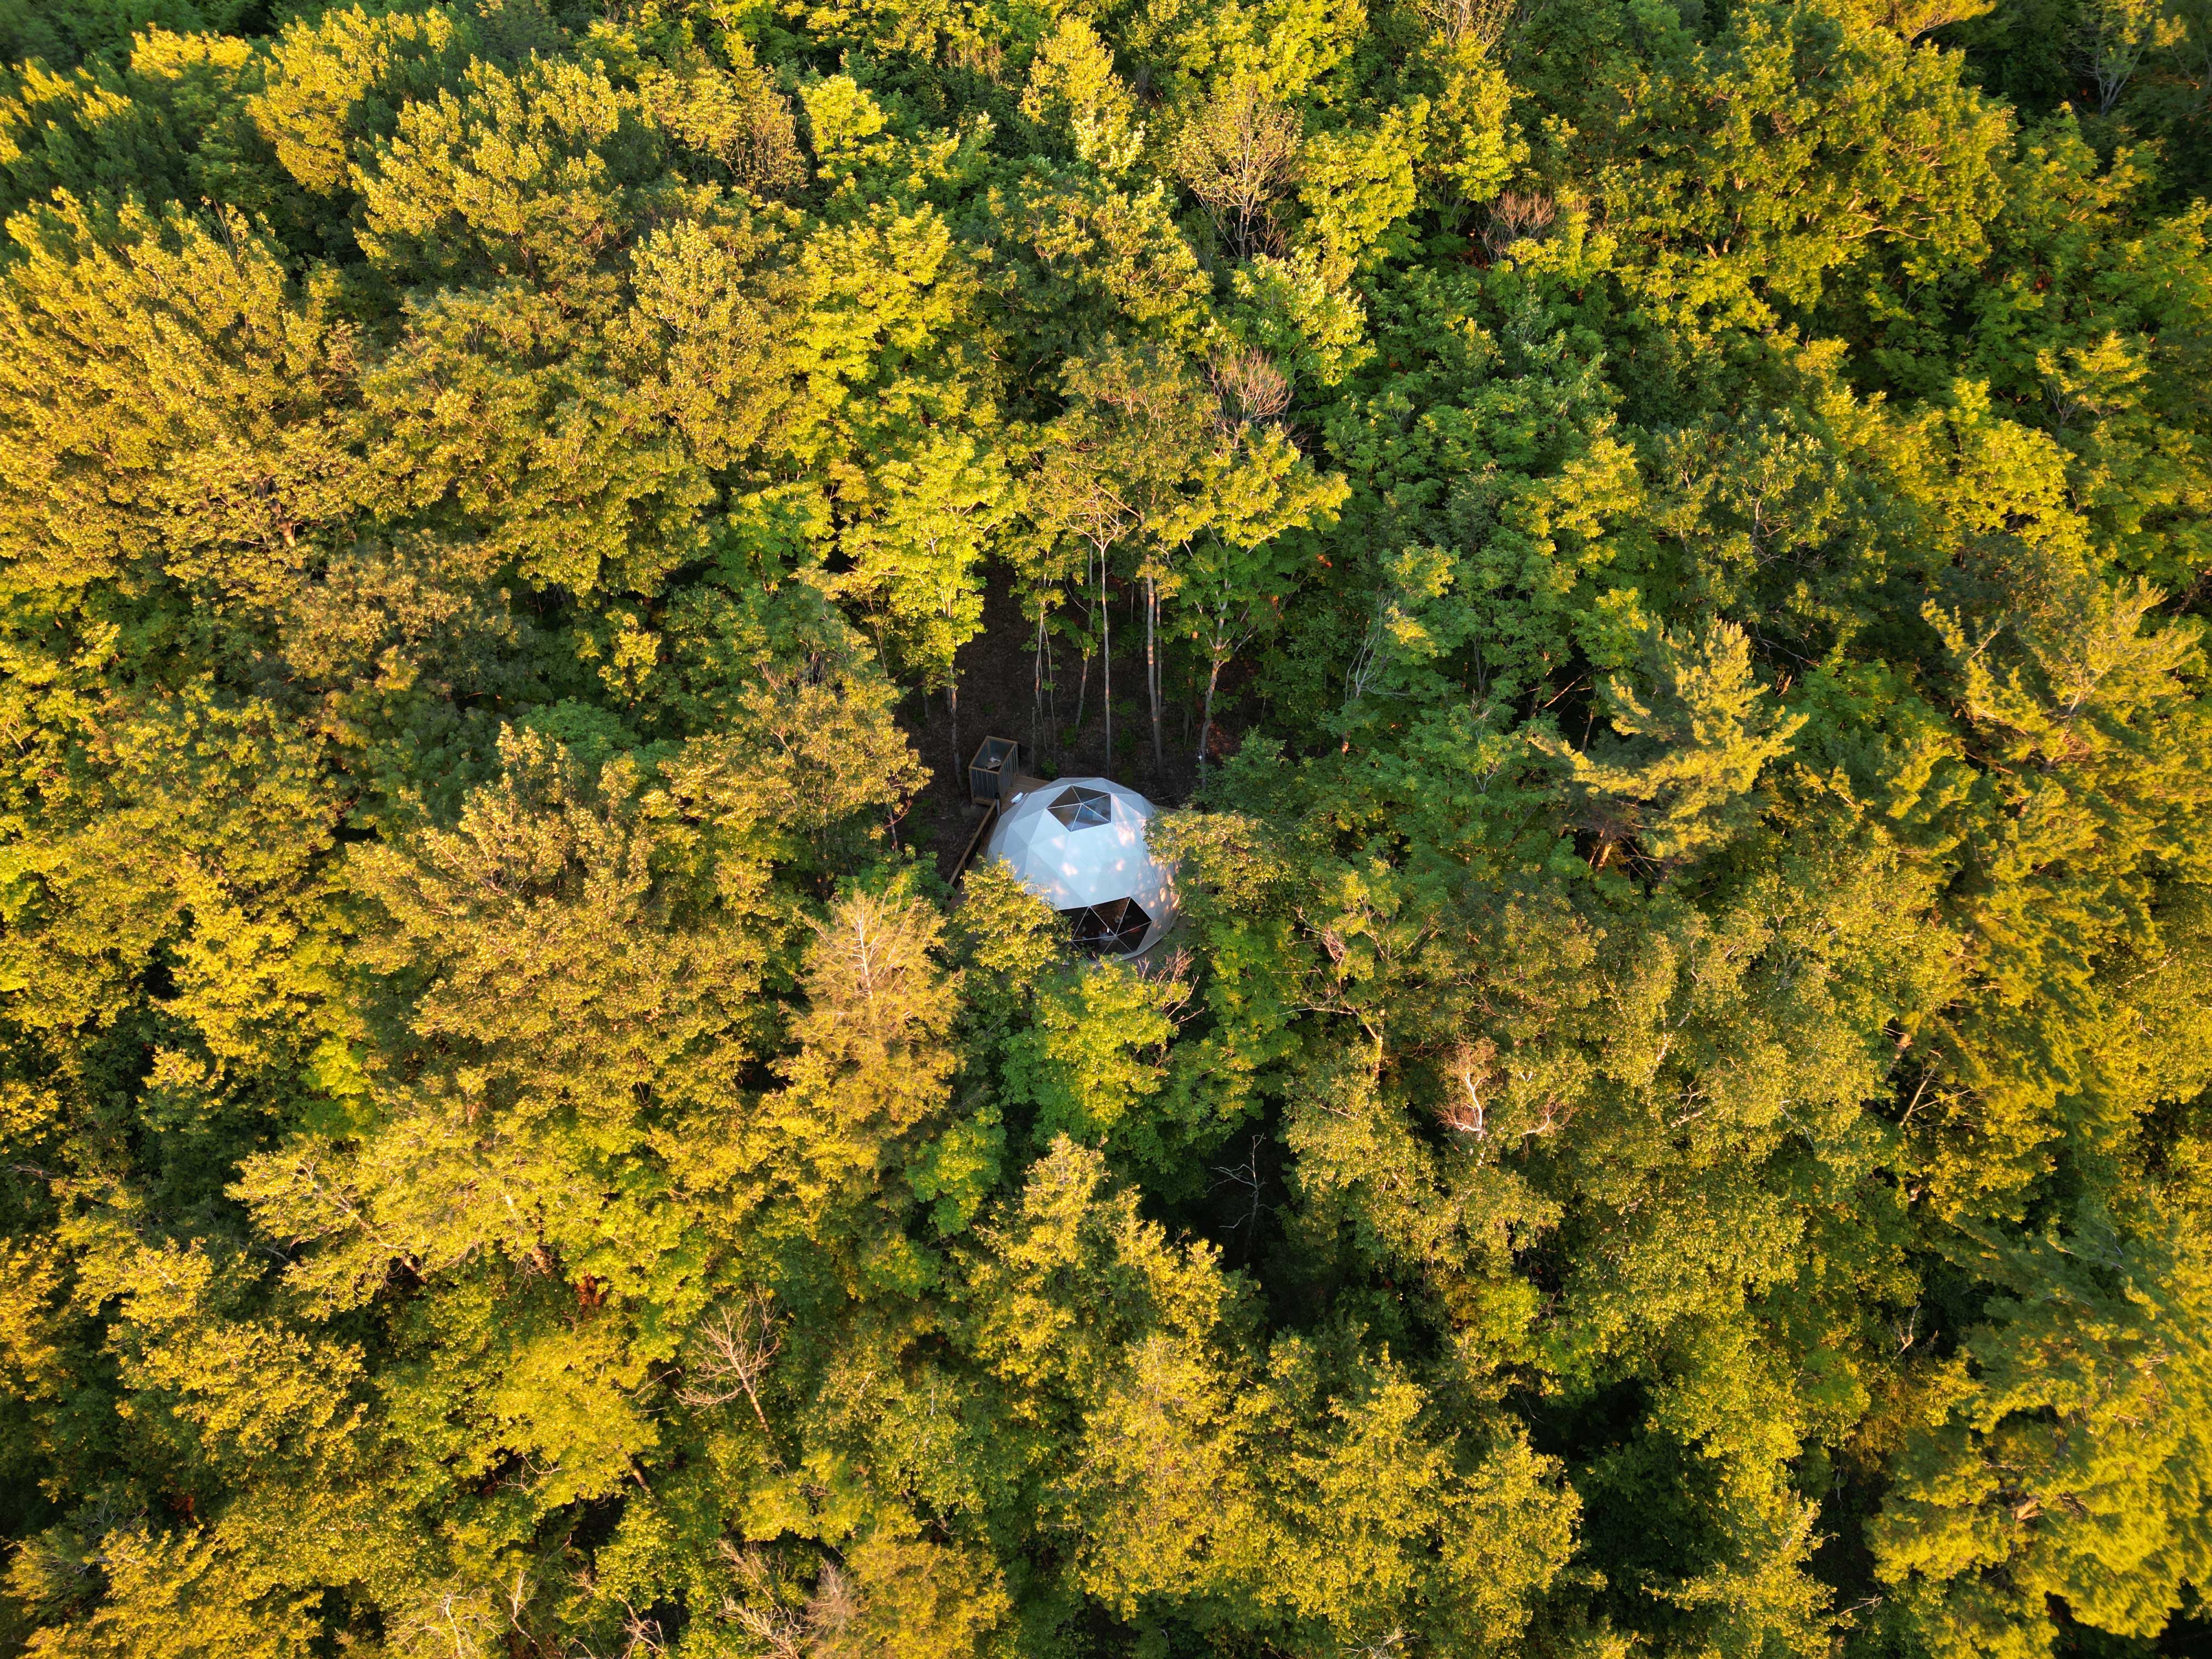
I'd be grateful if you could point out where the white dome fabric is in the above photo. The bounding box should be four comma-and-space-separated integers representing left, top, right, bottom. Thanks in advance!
984, 776, 1178, 957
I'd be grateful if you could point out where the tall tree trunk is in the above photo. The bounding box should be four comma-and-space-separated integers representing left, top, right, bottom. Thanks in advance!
1047, 624, 1060, 769
1031, 608, 1046, 769
1197, 642, 1224, 775
1101, 551, 1112, 769
945, 592, 963, 783
1071, 552, 1094, 746
1146, 575, 1164, 784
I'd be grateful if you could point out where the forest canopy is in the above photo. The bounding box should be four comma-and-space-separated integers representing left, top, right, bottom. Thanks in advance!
0, 0, 2209, 1654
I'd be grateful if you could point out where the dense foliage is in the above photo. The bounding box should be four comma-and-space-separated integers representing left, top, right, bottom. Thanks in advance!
1, 0, 2208, 1653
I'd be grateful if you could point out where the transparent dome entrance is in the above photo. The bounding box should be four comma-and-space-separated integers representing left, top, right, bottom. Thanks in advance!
1062, 897, 1152, 956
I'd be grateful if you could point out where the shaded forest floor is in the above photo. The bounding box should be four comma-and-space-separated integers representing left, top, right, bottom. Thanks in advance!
893, 573, 1261, 880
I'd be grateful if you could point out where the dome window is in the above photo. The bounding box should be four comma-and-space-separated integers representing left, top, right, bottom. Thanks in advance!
1048, 786, 1113, 831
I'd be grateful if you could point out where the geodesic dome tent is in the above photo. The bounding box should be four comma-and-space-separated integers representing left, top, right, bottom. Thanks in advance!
983, 776, 1178, 957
